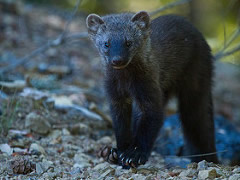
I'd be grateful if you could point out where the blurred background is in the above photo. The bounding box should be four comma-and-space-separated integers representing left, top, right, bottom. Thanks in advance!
23, 0, 240, 62
0, 0, 240, 176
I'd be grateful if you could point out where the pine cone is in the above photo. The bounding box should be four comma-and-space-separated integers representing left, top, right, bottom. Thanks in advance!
10, 157, 36, 174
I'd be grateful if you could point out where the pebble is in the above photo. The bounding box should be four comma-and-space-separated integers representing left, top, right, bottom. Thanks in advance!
98, 136, 112, 144
179, 168, 197, 178
93, 162, 109, 172
29, 143, 46, 155
25, 112, 51, 135
0, 80, 26, 93
187, 162, 198, 169
74, 153, 92, 168
198, 168, 217, 179
48, 130, 62, 144
233, 167, 240, 173
70, 123, 90, 135
229, 174, 240, 180
197, 160, 208, 171
36, 159, 54, 175
62, 128, 70, 135
0, 144, 13, 156
73, 162, 91, 169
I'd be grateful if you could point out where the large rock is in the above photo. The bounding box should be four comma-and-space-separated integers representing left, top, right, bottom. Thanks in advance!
25, 112, 51, 135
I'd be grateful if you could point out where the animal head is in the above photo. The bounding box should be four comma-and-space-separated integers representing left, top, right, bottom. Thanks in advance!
86, 11, 150, 69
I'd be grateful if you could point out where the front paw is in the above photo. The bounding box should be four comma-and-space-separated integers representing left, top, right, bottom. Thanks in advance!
119, 146, 148, 168
97, 146, 118, 164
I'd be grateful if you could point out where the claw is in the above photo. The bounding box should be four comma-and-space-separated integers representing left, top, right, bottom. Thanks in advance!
102, 146, 110, 157
130, 162, 136, 168
128, 159, 132, 164
125, 158, 130, 166
119, 153, 123, 159
138, 158, 142, 165
112, 151, 118, 160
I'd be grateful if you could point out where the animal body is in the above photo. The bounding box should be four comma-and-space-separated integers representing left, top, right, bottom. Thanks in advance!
86, 11, 218, 168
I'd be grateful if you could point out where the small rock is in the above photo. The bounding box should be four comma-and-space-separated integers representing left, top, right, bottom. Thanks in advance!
115, 166, 126, 177
36, 163, 44, 175
187, 162, 198, 169
73, 153, 92, 168
229, 174, 240, 180
0, 90, 8, 99
198, 169, 217, 179
52, 95, 73, 106
179, 169, 197, 178
36, 160, 53, 175
25, 112, 51, 135
47, 65, 72, 76
70, 123, 90, 135
20, 88, 49, 101
42, 159, 53, 169
73, 163, 91, 169
98, 168, 115, 179
13, 147, 27, 153
233, 167, 240, 173
98, 136, 112, 145
62, 128, 70, 135
70, 167, 81, 175
93, 162, 109, 172
131, 174, 149, 180
0, 161, 9, 175
0, 80, 26, 93
157, 171, 170, 179
208, 167, 222, 178
48, 130, 61, 139
197, 160, 208, 171
29, 143, 46, 155
48, 130, 62, 144
27, 75, 59, 90
0, 144, 13, 156
42, 172, 58, 180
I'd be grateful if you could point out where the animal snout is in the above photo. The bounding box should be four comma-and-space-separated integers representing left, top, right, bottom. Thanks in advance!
111, 57, 125, 66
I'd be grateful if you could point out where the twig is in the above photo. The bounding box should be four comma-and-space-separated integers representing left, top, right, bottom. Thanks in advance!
221, 0, 237, 49
215, 28, 240, 60
215, 43, 240, 60
150, 0, 193, 16
166, 149, 228, 159
0, 0, 82, 74
58, 0, 81, 41
66, 32, 88, 41
215, 0, 240, 61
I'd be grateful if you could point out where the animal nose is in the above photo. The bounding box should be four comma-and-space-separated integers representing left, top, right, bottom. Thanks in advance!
112, 57, 124, 66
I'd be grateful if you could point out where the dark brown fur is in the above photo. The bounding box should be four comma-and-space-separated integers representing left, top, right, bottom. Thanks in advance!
86, 11, 218, 168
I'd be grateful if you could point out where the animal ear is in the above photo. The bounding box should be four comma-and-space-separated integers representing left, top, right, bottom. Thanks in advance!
86, 14, 104, 34
131, 11, 150, 30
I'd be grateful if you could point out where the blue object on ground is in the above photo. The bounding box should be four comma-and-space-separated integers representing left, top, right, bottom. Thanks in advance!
154, 114, 240, 165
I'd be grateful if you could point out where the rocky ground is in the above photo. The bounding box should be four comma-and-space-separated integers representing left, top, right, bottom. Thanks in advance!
0, 2, 240, 180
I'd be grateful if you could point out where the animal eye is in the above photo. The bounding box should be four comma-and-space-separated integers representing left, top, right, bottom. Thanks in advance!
126, 40, 132, 47
105, 42, 110, 48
